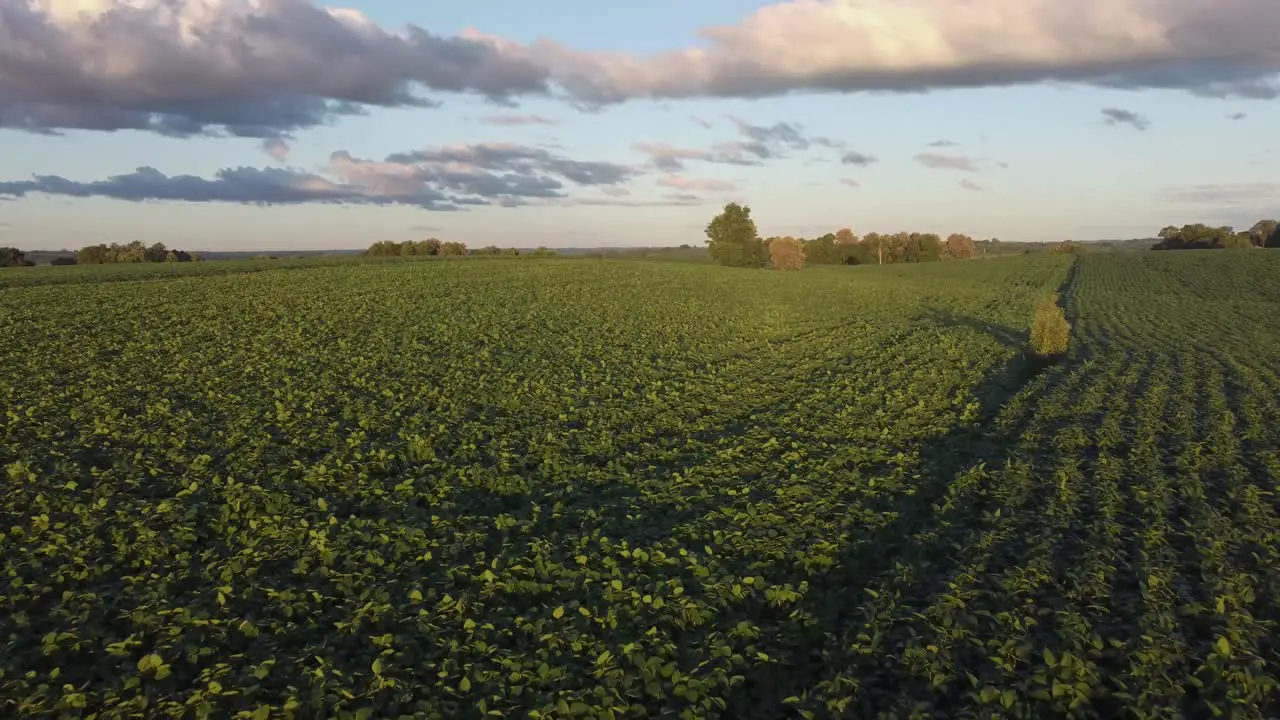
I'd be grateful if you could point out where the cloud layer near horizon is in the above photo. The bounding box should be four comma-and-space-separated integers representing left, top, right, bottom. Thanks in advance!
3, 0, 1279, 137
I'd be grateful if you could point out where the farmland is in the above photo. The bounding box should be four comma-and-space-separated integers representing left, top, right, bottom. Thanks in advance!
2, 252, 1280, 718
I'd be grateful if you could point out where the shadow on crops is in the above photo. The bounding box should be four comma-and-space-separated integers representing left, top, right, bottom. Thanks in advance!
720, 308, 1081, 717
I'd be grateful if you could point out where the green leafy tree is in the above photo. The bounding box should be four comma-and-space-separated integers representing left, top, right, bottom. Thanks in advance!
1152, 224, 1237, 250
0, 247, 33, 267
1249, 220, 1279, 248
705, 203, 764, 267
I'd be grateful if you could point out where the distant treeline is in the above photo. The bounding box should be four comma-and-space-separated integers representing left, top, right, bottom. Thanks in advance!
76, 241, 202, 264
1152, 221, 1280, 250
364, 239, 557, 257
766, 229, 985, 265
0, 247, 35, 267
706, 203, 1096, 269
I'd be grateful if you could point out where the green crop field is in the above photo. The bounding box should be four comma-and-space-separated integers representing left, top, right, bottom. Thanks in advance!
2, 252, 1279, 718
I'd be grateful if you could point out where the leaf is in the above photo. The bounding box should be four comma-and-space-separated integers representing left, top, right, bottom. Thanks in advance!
137, 654, 162, 673
553, 606, 564, 619
1043, 648, 1057, 667
410, 589, 423, 602
1216, 637, 1231, 656
459, 675, 471, 692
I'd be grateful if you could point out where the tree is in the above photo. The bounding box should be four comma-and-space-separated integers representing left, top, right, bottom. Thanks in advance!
1249, 220, 1279, 248
705, 202, 764, 267
440, 241, 467, 256
943, 233, 976, 260
769, 236, 805, 271
0, 247, 33, 267
1152, 224, 1237, 250
74, 241, 196, 263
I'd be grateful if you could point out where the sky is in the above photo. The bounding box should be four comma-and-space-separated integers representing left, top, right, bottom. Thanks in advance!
0, 0, 1278, 251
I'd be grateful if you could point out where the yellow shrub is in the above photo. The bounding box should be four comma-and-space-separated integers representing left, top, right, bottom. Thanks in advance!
769, 237, 806, 271
1030, 293, 1071, 358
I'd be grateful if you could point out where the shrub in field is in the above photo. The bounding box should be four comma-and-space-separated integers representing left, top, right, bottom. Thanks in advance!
1030, 293, 1070, 358
769, 236, 806, 271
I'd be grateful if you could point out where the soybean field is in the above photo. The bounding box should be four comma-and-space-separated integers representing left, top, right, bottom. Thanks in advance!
2, 251, 1279, 718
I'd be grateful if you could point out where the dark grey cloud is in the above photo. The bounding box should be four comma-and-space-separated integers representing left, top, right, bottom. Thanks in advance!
0, 166, 462, 209
1228, 111, 1248, 120
915, 152, 983, 172
0, 0, 550, 136
1101, 107, 1151, 130
387, 143, 637, 186
0, 142, 640, 209
261, 138, 290, 161
727, 116, 839, 156
635, 115, 838, 171
840, 151, 877, 166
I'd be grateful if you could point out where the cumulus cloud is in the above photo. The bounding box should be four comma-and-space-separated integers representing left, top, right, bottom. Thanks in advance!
0, 141, 639, 208
4, 0, 1280, 138
657, 175, 737, 192
840, 151, 877, 166
0, 0, 550, 136
960, 178, 984, 191
840, 178, 861, 187
477, 113, 558, 125
1101, 107, 1151, 130
915, 152, 983, 172
532, 0, 1280, 103
261, 137, 291, 161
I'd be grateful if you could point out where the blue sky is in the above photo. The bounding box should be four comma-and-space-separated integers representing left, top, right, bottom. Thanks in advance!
1, 0, 1277, 251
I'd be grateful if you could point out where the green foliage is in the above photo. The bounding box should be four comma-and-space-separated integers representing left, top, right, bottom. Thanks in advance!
76, 241, 195, 264
1029, 292, 1071, 358
706, 202, 765, 267
0, 247, 33, 267
3, 252, 1280, 718
365, 238, 448, 257
1049, 240, 1087, 254
1152, 222, 1271, 250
